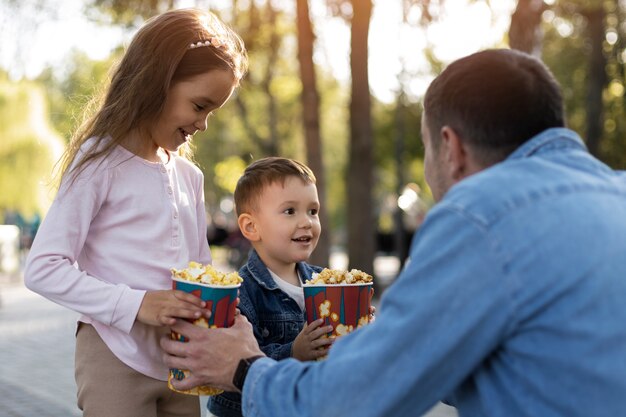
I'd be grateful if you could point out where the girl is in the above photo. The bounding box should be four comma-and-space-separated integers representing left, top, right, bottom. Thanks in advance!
24, 8, 247, 417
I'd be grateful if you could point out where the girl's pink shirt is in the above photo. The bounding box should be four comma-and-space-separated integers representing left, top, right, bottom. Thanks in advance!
24, 139, 212, 380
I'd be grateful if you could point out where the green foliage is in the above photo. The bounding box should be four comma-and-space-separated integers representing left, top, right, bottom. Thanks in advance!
371, 97, 431, 233
407, 158, 433, 202
87, 0, 170, 26
214, 156, 247, 194
542, 15, 587, 133
0, 139, 54, 215
0, 79, 64, 217
543, 0, 626, 168
37, 49, 121, 142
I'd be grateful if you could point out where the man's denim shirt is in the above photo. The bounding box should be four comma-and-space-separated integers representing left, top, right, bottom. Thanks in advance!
241, 128, 626, 417
208, 249, 322, 417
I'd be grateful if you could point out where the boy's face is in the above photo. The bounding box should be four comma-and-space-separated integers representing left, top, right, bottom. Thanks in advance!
247, 176, 321, 271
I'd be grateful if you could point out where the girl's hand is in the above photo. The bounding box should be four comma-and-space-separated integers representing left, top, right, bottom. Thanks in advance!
292, 319, 334, 361
137, 290, 206, 327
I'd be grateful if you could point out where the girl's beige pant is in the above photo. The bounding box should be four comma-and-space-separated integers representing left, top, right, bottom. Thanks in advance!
75, 323, 200, 417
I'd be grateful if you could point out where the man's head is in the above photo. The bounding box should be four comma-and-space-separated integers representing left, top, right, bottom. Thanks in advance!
422, 48, 565, 201
234, 157, 320, 270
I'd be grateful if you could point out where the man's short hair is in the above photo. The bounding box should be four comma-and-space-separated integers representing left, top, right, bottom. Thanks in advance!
424, 48, 565, 165
234, 157, 316, 216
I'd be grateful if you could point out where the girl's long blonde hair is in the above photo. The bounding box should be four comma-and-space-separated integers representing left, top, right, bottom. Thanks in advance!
56, 8, 247, 188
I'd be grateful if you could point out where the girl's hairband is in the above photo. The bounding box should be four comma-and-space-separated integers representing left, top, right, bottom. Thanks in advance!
188, 37, 226, 50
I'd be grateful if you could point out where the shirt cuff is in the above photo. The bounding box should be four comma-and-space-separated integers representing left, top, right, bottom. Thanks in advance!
110, 286, 146, 334
242, 357, 277, 416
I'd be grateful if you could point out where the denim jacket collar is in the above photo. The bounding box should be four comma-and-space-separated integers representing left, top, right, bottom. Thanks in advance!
243, 249, 311, 291
507, 128, 587, 161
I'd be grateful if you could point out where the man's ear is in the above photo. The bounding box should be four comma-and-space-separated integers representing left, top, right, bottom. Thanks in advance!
238, 213, 260, 242
440, 126, 470, 181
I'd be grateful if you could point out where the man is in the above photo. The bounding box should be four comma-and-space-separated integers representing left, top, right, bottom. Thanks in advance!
162, 49, 626, 416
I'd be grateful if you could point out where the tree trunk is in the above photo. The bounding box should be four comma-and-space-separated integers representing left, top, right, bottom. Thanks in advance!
584, 6, 607, 157
509, 0, 546, 56
296, 0, 331, 266
347, 0, 376, 287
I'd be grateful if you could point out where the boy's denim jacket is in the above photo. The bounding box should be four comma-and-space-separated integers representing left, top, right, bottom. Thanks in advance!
208, 249, 322, 417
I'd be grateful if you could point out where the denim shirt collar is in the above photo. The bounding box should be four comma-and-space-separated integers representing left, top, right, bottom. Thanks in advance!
506, 128, 587, 161
243, 249, 310, 291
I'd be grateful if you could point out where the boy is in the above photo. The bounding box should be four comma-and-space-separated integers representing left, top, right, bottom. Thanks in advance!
208, 157, 333, 417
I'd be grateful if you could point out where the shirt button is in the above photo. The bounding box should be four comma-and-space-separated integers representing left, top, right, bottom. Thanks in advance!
168, 187, 173, 195
173, 213, 178, 219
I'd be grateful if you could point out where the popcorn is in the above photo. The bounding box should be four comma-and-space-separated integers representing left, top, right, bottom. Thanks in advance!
305, 268, 373, 285
168, 261, 241, 396
171, 261, 243, 286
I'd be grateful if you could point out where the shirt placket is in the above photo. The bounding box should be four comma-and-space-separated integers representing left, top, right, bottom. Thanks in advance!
160, 163, 180, 247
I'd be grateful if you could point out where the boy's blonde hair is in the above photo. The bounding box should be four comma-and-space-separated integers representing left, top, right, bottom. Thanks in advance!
57, 8, 248, 187
234, 157, 317, 216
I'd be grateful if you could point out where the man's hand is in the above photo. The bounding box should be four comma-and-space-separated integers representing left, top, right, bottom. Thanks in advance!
292, 319, 334, 361
137, 290, 206, 327
161, 314, 264, 392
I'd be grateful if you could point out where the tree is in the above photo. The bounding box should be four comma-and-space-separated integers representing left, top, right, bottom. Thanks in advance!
541, 0, 624, 165
581, 4, 607, 157
346, 0, 375, 281
509, 0, 548, 56
0, 76, 64, 217
296, 0, 331, 266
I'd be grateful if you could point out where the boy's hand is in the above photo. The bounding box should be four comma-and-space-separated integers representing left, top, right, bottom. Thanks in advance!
368, 287, 376, 323
369, 305, 376, 323
137, 290, 206, 327
292, 319, 334, 361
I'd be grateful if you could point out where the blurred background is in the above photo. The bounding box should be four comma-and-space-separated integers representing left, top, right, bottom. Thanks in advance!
0, 0, 625, 294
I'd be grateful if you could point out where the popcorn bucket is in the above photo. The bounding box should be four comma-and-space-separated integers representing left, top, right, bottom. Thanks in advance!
304, 282, 373, 339
168, 277, 240, 396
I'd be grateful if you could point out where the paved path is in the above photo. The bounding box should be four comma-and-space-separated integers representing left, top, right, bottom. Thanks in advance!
1, 283, 82, 416
0, 255, 457, 417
